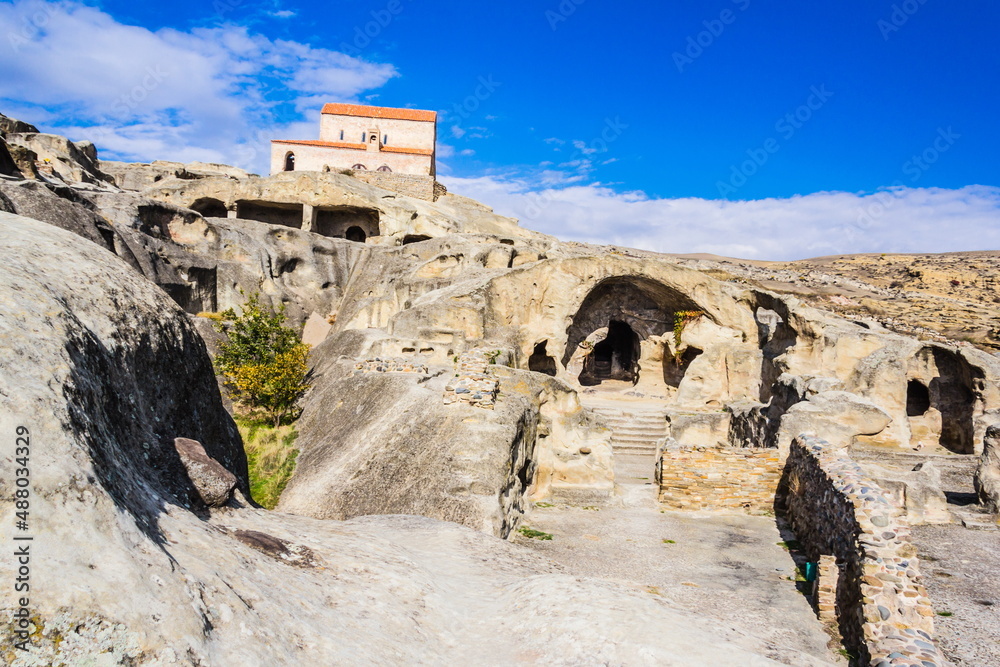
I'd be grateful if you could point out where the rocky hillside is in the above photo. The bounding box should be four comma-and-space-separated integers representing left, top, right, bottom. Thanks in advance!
671, 251, 1000, 351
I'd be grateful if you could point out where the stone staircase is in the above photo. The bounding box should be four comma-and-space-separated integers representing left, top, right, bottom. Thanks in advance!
587, 404, 668, 485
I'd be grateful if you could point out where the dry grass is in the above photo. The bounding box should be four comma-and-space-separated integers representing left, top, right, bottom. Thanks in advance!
235, 417, 299, 509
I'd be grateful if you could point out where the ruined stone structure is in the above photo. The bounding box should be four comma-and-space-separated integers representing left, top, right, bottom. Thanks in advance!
784, 436, 947, 667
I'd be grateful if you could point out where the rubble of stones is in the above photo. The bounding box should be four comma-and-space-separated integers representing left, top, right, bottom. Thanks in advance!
787, 436, 947, 667
354, 358, 429, 375
443, 349, 500, 410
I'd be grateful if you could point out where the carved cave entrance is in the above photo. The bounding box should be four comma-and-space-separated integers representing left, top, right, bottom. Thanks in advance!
906, 347, 981, 454
563, 276, 702, 390
581, 321, 640, 385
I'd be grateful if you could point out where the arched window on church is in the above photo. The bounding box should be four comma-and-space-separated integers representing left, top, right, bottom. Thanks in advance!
352, 164, 367, 170
377, 165, 392, 172
283, 152, 295, 171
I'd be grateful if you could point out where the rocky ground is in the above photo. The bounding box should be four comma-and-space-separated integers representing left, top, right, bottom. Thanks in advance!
516, 495, 846, 666
669, 251, 1000, 352
911, 524, 1000, 667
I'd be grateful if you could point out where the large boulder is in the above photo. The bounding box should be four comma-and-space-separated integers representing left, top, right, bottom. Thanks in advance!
974, 424, 1000, 513
776, 390, 892, 452
0, 211, 803, 666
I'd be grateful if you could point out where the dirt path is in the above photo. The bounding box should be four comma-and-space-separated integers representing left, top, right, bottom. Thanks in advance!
911, 524, 1000, 667
515, 493, 846, 666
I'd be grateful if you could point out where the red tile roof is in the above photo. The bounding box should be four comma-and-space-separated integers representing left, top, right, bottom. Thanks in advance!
380, 145, 434, 156
271, 139, 434, 157
273, 139, 366, 150
321, 103, 437, 123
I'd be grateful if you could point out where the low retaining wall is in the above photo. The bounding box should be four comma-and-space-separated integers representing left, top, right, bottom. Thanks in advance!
657, 443, 782, 512
350, 171, 439, 201
784, 435, 946, 667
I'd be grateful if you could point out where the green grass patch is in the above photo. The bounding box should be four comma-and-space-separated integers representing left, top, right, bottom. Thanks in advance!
518, 527, 553, 540
534, 501, 554, 508
662, 539, 676, 544
236, 417, 300, 509
777, 540, 802, 551
936, 611, 953, 617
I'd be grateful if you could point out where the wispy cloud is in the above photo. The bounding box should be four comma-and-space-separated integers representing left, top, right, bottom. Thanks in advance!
0, 0, 397, 172
441, 174, 1000, 261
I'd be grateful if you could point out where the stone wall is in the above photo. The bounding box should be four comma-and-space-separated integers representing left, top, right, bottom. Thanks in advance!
783, 435, 947, 667
351, 170, 438, 201
657, 443, 782, 512
443, 349, 500, 410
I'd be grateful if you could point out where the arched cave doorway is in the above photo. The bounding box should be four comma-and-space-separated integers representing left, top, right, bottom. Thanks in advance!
345, 226, 367, 243
906, 347, 981, 453
528, 341, 557, 376
562, 276, 703, 390
189, 197, 227, 219
580, 321, 640, 386
906, 380, 931, 417
283, 152, 295, 172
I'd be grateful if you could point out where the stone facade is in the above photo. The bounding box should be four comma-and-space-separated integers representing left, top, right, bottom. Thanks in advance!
657, 442, 783, 512
443, 349, 500, 410
783, 435, 947, 667
350, 170, 437, 202
271, 103, 436, 177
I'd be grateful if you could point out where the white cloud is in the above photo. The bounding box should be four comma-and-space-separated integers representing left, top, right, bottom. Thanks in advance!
440, 174, 1000, 261
0, 0, 397, 172
270, 10, 296, 18
450, 124, 466, 139
544, 137, 566, 145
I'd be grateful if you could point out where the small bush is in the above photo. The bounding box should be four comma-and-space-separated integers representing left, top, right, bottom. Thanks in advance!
518, 527, 553, 540
214, 293, 311, 426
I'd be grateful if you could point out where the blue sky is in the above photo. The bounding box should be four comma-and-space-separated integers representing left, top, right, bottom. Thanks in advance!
1, 0, 998, 259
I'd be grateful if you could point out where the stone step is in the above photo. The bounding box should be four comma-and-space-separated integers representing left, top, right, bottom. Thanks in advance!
611, 428, 667, 440
954, 511, 998, 531
608, 424, 667, 434
611, 433, 665, 443
612, 446, 660, 456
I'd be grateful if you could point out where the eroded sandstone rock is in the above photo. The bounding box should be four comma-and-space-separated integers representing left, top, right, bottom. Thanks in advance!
974, 424, 1000, 513
0, 211, 802, 666
174, 437, 238, 506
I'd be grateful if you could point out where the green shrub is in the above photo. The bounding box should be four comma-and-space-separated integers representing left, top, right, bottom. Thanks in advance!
214, 293, 311, 426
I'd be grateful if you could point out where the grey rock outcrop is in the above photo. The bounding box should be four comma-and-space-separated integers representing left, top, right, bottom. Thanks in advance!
0, 211, 799, 666
174, 437, 239, 506
974, 424, 1000, 513
0, 111, 39, 135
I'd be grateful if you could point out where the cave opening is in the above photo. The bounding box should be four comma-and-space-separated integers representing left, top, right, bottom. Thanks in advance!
580, 321, 640, 386
906, 380, 931, 417
528, 341, 557, 376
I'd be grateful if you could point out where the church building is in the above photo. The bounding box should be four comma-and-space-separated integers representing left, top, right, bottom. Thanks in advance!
270, 103, 437, 176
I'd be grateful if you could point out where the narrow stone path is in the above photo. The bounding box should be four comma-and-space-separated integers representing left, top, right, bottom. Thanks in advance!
583, 398, 668, 485
515, 503, 846, 666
